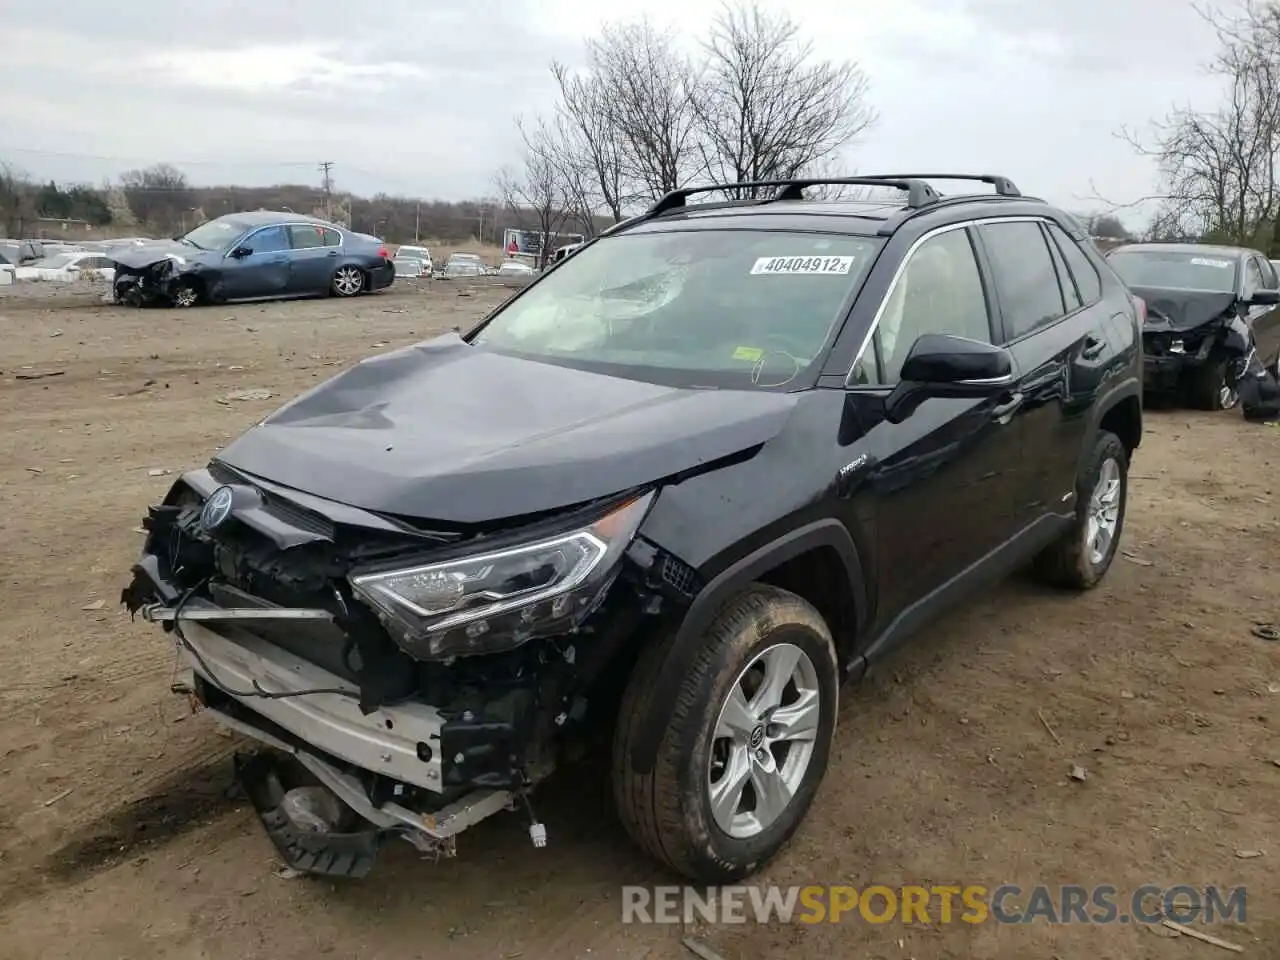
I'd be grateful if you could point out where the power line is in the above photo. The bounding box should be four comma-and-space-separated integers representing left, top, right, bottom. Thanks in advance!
0, 145, 318, 167
318, 161, 334, 219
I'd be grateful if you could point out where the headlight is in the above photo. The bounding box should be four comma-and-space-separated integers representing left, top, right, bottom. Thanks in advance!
349, 491, 654, 660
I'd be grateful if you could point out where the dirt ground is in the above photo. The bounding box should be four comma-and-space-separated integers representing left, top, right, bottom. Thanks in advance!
0, 278, 1278, 960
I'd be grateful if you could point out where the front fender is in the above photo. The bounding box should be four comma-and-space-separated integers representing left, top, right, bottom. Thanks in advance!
1221, 315, 1254, 356
626, 518, 866, 776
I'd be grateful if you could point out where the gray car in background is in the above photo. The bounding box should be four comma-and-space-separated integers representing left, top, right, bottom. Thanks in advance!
110, 211, 396, 307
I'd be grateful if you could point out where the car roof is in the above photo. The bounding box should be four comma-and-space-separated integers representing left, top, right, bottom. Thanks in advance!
1111, 241, 1254, 259
219, 210, 338, 228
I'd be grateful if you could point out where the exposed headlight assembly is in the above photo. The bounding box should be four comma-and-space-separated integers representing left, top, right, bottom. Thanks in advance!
349, 491, 654, 660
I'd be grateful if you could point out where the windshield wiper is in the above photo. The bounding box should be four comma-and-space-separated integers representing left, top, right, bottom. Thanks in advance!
180, 238, 205, 250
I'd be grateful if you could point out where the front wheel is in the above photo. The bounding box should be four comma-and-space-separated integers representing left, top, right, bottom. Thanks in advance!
612, 584, 839, 883
1188, 354, 1239, 410
170, 281, 201, 308
331, 265, 365, 297
1032, 430, 1128, 589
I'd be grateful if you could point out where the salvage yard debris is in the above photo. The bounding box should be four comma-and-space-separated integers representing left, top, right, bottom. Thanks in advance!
217, 388, 273, 404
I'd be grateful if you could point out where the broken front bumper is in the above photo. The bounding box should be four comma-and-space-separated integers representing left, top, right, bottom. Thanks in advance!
142, 603, 539, 872
168, 617, 448, 789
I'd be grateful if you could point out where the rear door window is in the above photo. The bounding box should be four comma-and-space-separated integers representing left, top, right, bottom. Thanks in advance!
289, 225, 325, 249
977, 220, 1068, 341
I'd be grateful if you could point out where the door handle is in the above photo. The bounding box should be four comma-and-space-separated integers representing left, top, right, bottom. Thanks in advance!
1081, 335, 1106, 360
327, 250, 339, 257
991, 391, 1024, 423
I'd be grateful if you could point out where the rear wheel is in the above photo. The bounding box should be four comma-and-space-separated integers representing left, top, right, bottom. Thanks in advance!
1188, 354, 1239, 410
1033, 430, 1128, 589
331, 265, 365, 297
611, 584, 839, 883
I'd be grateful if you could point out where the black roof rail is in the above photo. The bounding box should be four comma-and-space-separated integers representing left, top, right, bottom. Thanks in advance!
858, 173, 1021, 197
645, 176, 942, 218
875, 192, 1043, 236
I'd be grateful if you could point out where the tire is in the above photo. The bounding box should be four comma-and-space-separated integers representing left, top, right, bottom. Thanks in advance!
611, 584, 839, 883
170, 281, 201, 308
1032, 430, 1128, 590
1188, 354, 1239, 410
331, 265, 365, 297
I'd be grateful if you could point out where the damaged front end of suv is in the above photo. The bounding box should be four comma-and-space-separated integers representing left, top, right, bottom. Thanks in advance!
120, 465, 692, 875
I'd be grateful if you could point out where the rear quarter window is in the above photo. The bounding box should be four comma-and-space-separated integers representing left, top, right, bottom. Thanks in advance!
1046, 222, 1102, 303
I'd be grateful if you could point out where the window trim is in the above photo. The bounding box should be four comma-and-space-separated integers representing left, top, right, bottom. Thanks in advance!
1043, 221, 1103, 307
845, 215, 1061, 387
1243, 255, 1265, 296
1040, 221, 1080, 312
1258, 254, 1279, 289
1245, 253, 1276, 293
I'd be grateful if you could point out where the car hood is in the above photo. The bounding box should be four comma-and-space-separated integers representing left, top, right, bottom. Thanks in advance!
214, 333, 799, 524
1130, 286, 1239, 332
111, 242, 214, 271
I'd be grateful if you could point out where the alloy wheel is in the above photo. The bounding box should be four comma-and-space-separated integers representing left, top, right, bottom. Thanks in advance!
334, 267, 363, 296
707, 642, 821, 839
1085, 456, 1122, 566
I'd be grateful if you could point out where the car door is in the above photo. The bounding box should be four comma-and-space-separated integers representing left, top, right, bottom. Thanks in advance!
222, 225, 291, 299
972, 218, 1106, 532
849, 223, 1028, 629
286, 224, 339, 293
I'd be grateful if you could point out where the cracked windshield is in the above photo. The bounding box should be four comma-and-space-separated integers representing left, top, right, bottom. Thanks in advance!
472, 230, 880, 388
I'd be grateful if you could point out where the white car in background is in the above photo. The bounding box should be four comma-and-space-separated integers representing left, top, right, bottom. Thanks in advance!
393, 257, 426, 279
396, 245, 433, 274
496, 258, 535, 277
15, 251, 116, 282
441, 253, 489, 278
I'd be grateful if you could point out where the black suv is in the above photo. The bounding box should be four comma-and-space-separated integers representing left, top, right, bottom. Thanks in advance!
122, 174, 1143, 883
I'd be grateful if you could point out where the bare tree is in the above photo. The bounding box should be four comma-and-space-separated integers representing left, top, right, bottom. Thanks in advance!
692, 1, 875, 196
120, 162, 194, 235
495, 120, 575, 268
1122, 2, 1280, 246
549, 62, 627, 228
587, 20, 703, 200
0, 163, 35, 236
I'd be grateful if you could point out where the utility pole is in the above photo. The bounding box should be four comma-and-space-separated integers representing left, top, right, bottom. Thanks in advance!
318, 161, 334, 219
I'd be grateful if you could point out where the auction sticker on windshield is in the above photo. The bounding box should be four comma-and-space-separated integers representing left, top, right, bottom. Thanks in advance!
1190, 257, 1233, 268
751, 255, 854, 275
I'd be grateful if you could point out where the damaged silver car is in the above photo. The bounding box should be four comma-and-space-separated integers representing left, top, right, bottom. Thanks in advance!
111, 212, 395, 308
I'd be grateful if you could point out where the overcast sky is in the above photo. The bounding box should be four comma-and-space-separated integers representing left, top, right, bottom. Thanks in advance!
0, 0, 1238, 227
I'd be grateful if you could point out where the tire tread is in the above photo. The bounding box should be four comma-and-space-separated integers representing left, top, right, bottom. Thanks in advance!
612, 584, 834, 881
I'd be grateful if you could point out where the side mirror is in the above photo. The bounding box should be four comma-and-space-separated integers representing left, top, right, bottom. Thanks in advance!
883, 334, 1016, 424
1249, 288, 1280, 305
230, 246, 252, 259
